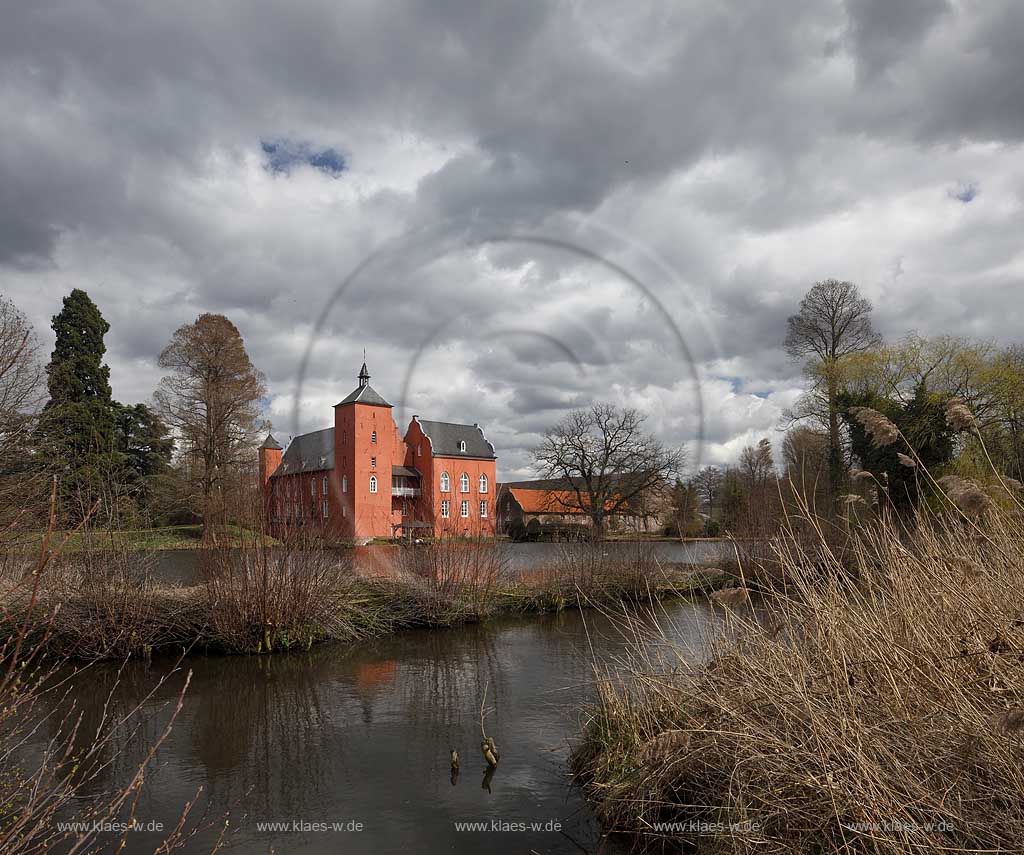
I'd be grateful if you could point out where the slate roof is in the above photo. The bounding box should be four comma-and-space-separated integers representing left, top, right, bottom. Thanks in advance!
259, 433, 283, 450
392, 465, 421, 478
417, 419, 496, 459
269, 427, 335, 477
335, 383, 392, 408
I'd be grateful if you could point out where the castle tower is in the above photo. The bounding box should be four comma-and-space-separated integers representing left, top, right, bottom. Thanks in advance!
334, 361, 400, 541
258, 433, 283, 485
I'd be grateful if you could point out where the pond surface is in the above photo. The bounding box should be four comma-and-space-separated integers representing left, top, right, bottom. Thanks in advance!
148, 540, 731, 586
46, 600, 722, 854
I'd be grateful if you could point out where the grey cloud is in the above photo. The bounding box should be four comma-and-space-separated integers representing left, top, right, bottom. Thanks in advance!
2, 0, 1024, 476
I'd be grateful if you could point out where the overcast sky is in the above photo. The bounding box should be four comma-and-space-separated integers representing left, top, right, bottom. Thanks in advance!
2, 1, 1023, 478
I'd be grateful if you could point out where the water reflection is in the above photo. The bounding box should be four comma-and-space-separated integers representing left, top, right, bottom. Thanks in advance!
40, 599, 722, 854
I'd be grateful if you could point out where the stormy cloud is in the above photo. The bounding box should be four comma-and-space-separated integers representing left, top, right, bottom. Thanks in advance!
2, 0, 1023, 477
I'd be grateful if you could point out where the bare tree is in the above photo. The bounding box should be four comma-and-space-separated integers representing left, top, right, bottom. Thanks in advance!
737, 438, 779, 536
155, 314, 266, 543
0, 297, 44, 451
532, 402, 684, 539
785, 279, 881, 498
739, 438, 775, 491
0, 297, 46, 526
692, 465, 723, 517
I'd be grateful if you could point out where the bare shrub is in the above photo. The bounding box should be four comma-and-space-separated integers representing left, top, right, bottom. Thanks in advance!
0, 483, 217, 854
392, 535, 508, 622
200, 536, 357, 652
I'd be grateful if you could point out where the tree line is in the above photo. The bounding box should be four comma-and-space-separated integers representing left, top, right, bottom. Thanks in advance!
675, 279, 1024, 537
0, 289, 265, 542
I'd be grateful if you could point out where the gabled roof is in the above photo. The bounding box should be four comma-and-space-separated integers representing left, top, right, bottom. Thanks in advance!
507, 488, 588, 515
270, 427, 334, 477
259, 433, 283, 450
335, 383, 392, 408
505, 487, 615, 515
417, 419, 496, 459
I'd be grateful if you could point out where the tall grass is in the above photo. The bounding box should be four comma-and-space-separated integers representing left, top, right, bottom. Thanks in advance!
0, 481, 218, 854
573, 410, 1024, 852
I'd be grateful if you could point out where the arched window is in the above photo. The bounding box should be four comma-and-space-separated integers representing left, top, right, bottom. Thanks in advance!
478, 473, 488, 493
369, 475, 378, 493
371, 430, 377, 444
458, 440, 467, 452
459, 472, 470, 493
440, 472, 450, 492
342, 475, 347, 493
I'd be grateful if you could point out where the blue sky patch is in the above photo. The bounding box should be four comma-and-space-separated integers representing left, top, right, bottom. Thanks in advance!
261, 140, 346, 176
949, 180, 979, 203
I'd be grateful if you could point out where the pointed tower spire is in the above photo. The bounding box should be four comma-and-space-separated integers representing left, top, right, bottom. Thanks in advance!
358, 353, 370, 388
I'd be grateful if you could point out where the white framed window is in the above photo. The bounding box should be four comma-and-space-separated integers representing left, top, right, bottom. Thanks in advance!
371, 456, 376, 468
322, 476, 328, 495
460, 499, 469, 518
440, 472, 450, 492
459, 472, 470, 493
479, 473, 488, 493
371, 430, 377, 444
322, 500, 329, 518
369, 475, 378, 493
440, 499, 450, 519
342, 475, 347, 493
458, 440, 466, 452
479, 500, 487, 518
311, 480, 316, 496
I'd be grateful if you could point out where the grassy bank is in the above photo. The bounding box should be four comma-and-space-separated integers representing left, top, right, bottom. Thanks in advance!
571, 505, 1024, 853
8, 524, 278, 553
0, 541, 728, 661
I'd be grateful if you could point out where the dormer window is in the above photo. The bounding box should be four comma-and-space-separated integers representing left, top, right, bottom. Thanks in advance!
458, 440, 466, 453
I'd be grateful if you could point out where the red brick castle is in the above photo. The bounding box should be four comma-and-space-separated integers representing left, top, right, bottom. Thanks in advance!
258, 362, 497, 541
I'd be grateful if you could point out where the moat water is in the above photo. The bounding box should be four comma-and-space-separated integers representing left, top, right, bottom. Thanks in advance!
148, 539, 732, 585
42, 599, 722, 854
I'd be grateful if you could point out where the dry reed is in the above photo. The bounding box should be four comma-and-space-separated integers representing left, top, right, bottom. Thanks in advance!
573, 503, 1024, 853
